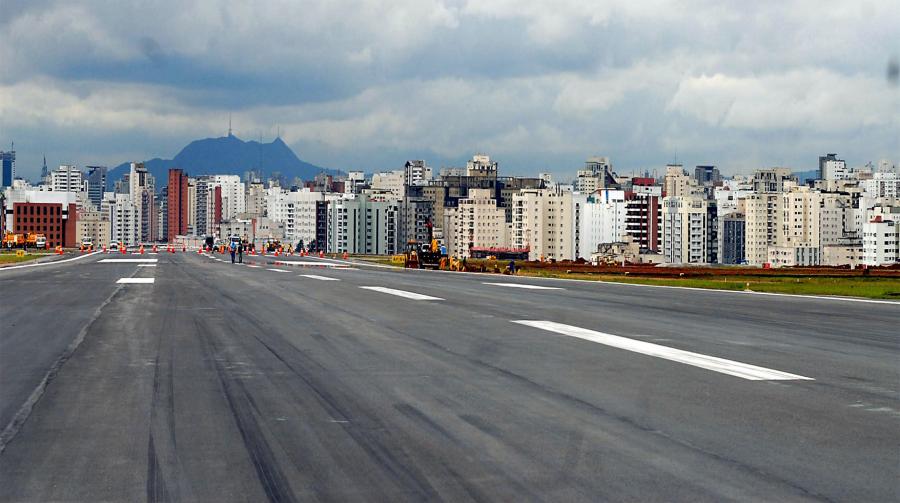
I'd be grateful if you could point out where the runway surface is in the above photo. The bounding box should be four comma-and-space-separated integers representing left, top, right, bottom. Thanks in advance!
1, 251, 897, 501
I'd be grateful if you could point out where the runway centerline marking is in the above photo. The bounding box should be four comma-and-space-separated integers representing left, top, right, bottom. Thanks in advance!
137, 264, 157, 267
99, 258, 158, 263
267, 268, 290, 273
246, 265, 261, 268
359, 286, 443, 301
116, 277, 155, 284
483, 282, 562, 290
300, 274, 340, 281
513, 320, 813, 381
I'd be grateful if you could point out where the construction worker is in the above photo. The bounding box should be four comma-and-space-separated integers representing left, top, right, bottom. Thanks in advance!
229, 240, 236, 264
237, 240, 244, 264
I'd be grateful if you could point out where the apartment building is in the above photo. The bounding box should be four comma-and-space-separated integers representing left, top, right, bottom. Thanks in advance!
661, 195, 710, 264
444, 188, 507, 258
50, 165, 84, 193
326, 195, 400, 255
76, 208, 110, 247
744, 187, 822, 265
576, 189, 627, 259
512, 185, 574, 261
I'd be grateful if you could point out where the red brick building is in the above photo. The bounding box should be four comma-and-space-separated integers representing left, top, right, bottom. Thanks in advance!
213, 185, 223, 225
166, 168, 189, 242
11, 202, 78, 248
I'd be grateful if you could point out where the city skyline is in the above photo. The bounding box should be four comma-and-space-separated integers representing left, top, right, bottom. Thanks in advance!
2, 1, 898, 180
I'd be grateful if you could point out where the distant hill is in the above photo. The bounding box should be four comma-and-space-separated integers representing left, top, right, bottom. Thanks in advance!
793, 169, 818, 184
109, 134, 340, 190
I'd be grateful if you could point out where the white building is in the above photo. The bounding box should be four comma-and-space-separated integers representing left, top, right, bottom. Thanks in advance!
266, 187, 325, 246
820, 154, 848, 181
110, 192, 139, 246
860, 172, 899, 200
444, 188, 508, 258
512, 185, 575, 261
50, 165, 85, 193
211, 175, 245, 220
326, 195, 400, 255
862, 217, 898, 265
575, 189, 627, 259
661, 195, 710, 264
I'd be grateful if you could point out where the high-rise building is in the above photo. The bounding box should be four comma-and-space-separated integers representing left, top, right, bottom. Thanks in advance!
166, 169, 189, 241
444, 188, 507, 258
85, 166, 107, 209
512, 185, 575, 261
719, 212, 746, 264
466, 154, 498, 178
661, 195, 711, 264
575, 189, 627, 259
663, 164, 693, 198
624, 178, 662, 252
694, 165, 721, 185
1, 147, 15, 188
819, 153, 848, 181
50, 165, 84, 193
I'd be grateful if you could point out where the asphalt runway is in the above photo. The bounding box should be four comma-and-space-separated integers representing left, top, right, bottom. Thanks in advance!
1, 251, 897, 501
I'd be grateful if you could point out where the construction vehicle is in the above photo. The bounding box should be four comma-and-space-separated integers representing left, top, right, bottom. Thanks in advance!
3, 232, 45, 250
404, 220, 446, 269
264, 238, 283, 252
3, 231, 23, 249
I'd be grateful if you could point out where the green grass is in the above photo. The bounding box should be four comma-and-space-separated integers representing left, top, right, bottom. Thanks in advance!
520, 270, 900, 300
0, 252, 53, 265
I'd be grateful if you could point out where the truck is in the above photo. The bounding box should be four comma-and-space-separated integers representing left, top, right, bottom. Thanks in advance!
403, 220, 446, 270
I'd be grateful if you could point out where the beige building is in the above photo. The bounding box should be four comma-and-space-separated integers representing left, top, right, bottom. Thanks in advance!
821, 244, 864, 267
76, 208, 110, 247
663, 164, 694, 198
744, 187, 822, 265
512, 186, 575, 261
444, 188, 508, 258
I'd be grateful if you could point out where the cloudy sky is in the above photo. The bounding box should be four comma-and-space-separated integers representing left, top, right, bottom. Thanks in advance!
1, 0, 897, 180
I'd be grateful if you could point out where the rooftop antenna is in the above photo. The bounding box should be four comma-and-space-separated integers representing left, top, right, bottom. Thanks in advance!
228, 113, 232, 137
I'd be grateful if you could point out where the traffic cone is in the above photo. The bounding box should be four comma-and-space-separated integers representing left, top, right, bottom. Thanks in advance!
140, 245, 145, 255
319, 251, 324, 258
120, 245, 126, 254
343, 252, 348, 260
197, 246, 202, 254
152, 244, 158, 253
182, 245, 186, 252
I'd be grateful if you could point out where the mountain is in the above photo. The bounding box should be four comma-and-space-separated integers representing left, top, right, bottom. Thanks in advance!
793, 169, 818, 184
110, 134, 340, 190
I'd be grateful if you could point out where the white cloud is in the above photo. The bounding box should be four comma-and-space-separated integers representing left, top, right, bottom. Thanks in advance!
667, 70, 897, 132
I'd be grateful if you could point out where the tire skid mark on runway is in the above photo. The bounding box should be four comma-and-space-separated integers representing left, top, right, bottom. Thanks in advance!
387, 325, 833, 501
196, 317, 298, 503
207, 284, 445, 501
145, 274, 194, 503
222, 275, 585, 501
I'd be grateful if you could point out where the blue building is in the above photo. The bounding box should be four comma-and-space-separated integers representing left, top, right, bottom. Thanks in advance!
0, 148, 14, 188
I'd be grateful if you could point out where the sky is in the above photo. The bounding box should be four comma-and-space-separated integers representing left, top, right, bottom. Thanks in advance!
1, 0, 898, 181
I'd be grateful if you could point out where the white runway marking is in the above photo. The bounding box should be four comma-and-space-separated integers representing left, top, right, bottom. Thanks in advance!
359, 286, 443, 301
483, 282, 562, 290
99, 258, 158, 263
246, 264, 261, 268
268, 268, 290, 273
116, 277, 155, 284
137, 264, 157, 267
299, 274, 340, 281
513, 320, 813, 381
